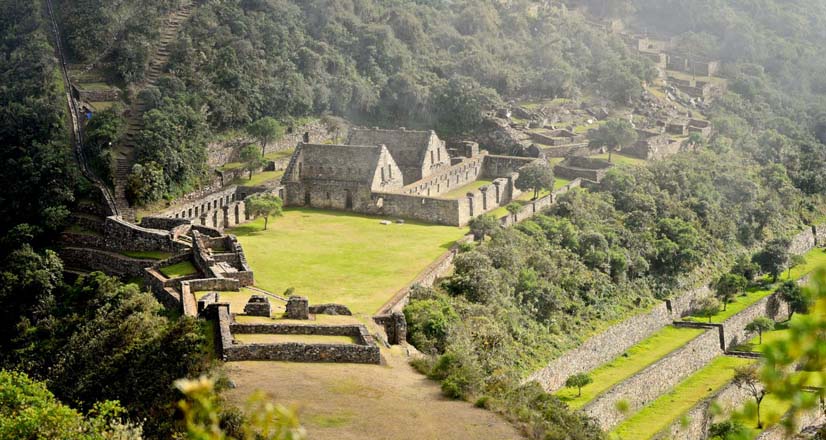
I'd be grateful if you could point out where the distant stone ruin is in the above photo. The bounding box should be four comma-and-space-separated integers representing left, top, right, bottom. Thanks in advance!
243, 295, 271, 317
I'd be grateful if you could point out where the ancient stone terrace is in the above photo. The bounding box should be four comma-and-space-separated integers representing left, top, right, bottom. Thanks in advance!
282, 128, 540, 226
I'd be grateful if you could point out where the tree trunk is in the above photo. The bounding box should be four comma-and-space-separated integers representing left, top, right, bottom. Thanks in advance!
608, 148, 613, 162
578, 387, 582, 397
758, 330, 763, 344
261, 140, 267, 157
263, 216, 268, 230
249, 169, 254, 180
756, 401, 762, 429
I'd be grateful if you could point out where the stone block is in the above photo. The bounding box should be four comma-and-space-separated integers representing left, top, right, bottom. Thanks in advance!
285, 296, 309, 320
243, 295, 271, 317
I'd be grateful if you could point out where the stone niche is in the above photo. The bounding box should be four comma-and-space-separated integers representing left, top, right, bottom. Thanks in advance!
243, 295, 271, 317
284, 296, 309, 320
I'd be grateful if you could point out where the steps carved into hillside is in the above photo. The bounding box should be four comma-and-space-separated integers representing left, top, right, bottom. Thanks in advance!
112, 0, 194, 221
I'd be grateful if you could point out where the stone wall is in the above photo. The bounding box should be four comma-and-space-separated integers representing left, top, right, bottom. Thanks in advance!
373, 192, 462, 226
153, 186, 240, 223
399, 154, 485, 197
653, 379, 751, 440
224, 322, 381, 364
527, 284, 710, 392
58, 247, 156, 278
582, 329, 723, 430
720, 293, 788, 350
103, 216, 186, 253
186, 278, 241, 293
308, 304, 352, 316
553, 156, 613, 182
139, 216, 191, 231
790, 226, 817, 255
481, 155, 538, 178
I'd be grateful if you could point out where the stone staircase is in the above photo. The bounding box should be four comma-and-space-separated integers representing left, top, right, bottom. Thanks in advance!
113, 0, 194, 220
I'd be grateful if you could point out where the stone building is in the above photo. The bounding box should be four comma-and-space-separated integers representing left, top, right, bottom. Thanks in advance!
281, 128, 540, 226
282, 143, 404, 212
347, 128, 450, 185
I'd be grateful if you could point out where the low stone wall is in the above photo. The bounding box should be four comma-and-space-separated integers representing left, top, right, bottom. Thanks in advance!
103, 216, 185, 253
140, 216, 191, 231
790, 226, 817, 255
186, 278, 240, 293
374, 192, 461, 226
582, 329, 723, 430
58, 247, 155, 278
144, 268, 183, 311
400, 154, 485, 197
308, 304, 352, 316
224, 322, 381, 364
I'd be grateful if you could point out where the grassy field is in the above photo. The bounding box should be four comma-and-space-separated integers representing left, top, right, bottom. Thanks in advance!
223, 346, 523, 440
234, 334, 357, 345
231, 170, 284, 187
589, 152, 647, 167
264, 148, 296, 161
688, 247, 826, 324
611, 356, 754, 440
441, 179, 494, 199
555, 326, 706, 409
232, 208, 466, 315
159, 260, 198, 278
120, 250, 172, 260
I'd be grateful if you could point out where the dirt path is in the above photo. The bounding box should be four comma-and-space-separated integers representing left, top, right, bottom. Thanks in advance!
223, 346, 524, 440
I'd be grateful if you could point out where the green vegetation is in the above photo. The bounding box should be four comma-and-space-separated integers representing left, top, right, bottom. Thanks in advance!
159, 260, 199, 278
231, 170, 285, 187
120, 250, 172, 260
589, 152, 646, 167
555, 326, 706, 408
441, 179, 494, 199
688, 248, 825, 323
233, 208, 466, 315
264, 148, 296, 161
611, 356, 754, 440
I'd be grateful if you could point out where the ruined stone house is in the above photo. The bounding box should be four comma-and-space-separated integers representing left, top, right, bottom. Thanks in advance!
347, 128, 450, 185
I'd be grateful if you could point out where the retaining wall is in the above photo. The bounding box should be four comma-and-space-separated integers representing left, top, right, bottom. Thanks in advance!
653, 379, 751, 440
58, 247, 155, 278
582, 329, 723, 430
103, 216, 186, 253
527, 285, 709, 392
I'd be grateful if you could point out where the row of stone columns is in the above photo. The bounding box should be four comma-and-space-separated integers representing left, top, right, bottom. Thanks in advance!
198, 201, 247, 230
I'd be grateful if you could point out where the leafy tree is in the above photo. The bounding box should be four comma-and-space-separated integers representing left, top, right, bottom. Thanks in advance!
444, 251, 502, 304
588, 119, 638, 162
761, 269, 826, 436
84, 106, 125, 182
127, 161, 166, 204
240, 145, 264, 180
733, 364, 768, 429
777, 281, 811, 320
745, 317, 775, 344
753, 238, 791, 282
0, 370, 141, 439
565, 373, 593, 397
175, 376, 305, 440
708, 420, 749, 440
515, 161, 555, 200
788, 254, 806, 279
731, 255, 760, 283
433, 76, 500, 136
469, 214, 499, 242
695, 296, 721, 323
505, 202, 522, 221
245, 194, 283, 230
715, 273, 747, 311
247, 117, 284, 156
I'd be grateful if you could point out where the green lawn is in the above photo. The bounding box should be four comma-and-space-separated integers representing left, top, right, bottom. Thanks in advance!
589, 152, 647, 167
687, 247, 826, 324
440, 179, 494, 199
121, 250, 172, 260
555, 326, 706, 409
264, 148, 295, 161
159, 260, 199, 278
232, 208, 467, 315
611, 356, 754, 440
231, 170, 284, 187
234, 334, 357, 345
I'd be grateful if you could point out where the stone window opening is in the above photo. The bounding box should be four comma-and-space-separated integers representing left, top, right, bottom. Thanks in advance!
430, 150, 435, 164
326, 192, 331, 200
388, 164, 393, 179
381, 167, 386, 181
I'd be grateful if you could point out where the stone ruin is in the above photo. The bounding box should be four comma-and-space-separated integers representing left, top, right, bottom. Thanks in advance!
285, 296, 309, 320
243, 295, 271, 317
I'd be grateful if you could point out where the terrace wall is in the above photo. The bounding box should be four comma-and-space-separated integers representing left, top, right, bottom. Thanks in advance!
103, 216, 187, 253
582, 329, 724, 430
653, 380, 751, 440
58, 247, 156, 278
527, 285, 710, 392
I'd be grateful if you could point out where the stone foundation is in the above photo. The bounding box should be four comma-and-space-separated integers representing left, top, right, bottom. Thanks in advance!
285, 296, 309, 320
243, 295, 271, 317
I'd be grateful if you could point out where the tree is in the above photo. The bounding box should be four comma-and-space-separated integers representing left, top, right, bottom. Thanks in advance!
777, 281, 811, 320
731, 255, 760, 283
127, 161, 166, 204
240, 145, 264, 180
745, 317, 775, 344
732, 364, 768, 429
588, 119, 638, 162
245, 194, 283, 230
715, 273, 747, 311
695, 296, 721, 323
565, 373, 593, 397
515, 161, 554, 200
175, 376, 305, 440
0, 370, 140, 439
246, 117, 284, 156
506, 202, 522, 222
761, 269, 826, 435
469, 214, 499, 242
432, 76, 501, 136
788, 254, 806, 279
753, 238, 791, 282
